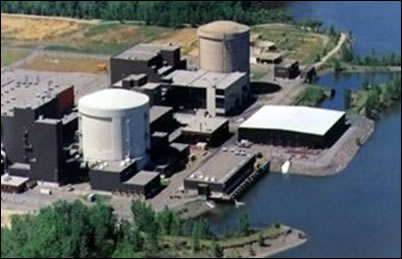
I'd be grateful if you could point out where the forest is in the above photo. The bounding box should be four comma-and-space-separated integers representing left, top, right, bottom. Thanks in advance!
0, 1, 292, 27
1, 200, 260, 258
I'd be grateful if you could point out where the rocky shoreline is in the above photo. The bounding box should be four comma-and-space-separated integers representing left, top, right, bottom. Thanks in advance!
269, 117, 375, 177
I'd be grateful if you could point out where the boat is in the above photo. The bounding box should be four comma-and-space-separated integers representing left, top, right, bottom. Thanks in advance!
205, 201, 216, 209
234, 199, 246, 208
281, 160, 291, 174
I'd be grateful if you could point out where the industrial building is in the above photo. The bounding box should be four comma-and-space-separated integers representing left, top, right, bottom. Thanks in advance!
184, 148, 257, 200
174, 112, 230, 147
122, 171, 161, 198
78, 89, 159, 194
239, 106, 348, 149
1, 175, 34, 194
110, 44, 187, 84
78, 89, 151, 169
198, 21, 250, 75
165, 70, 249, 116
1, 20, 257, 199
251, 39, 283, 65
112, 74, 165, 106
251, 52, 283, 65
109, 20, 252, 117
274, 59, 301, 79
1, 78, 79, 184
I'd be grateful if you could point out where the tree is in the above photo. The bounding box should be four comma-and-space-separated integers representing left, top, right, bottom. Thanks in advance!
344, 88, 353, 110
211, 239, 224, 258
112, 241, 141, 259
238, 213, 252, 237
258, 232, 265, 247
362, 77, 371, 91
191, 223, 201, 253
1, 1, 292, 28
1, 201, 118, 258
333, 59, 343, 73
342, 46, 354, 62
329, 24, 337, 37
157, 207, 175, 236
131, 200, 157, 233
366, 89, 380, 119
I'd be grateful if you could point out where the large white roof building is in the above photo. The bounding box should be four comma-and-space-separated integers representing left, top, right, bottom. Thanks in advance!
239, 105, 347, 149
240, 105, 345, 136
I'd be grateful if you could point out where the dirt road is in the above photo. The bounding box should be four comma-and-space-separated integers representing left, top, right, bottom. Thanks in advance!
315, 32, 348, 69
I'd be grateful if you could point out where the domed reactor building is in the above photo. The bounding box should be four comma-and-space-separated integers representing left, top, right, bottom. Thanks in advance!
78, 89, 161, 197
198, 20, 250, 75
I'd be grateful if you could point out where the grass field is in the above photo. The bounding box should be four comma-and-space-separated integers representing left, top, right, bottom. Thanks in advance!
1, 15, 338, 69
1, 14, 175, 55
1, 14, 84, 41
294, 84, 331, 106
21, 54, 108, 73
153, 28, 198, 56
252, 24, 337, 66
1, 48, 31, 67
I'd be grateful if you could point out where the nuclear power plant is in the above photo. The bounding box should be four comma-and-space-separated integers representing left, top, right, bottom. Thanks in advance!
1, 20, 347, 201
79, 89, 151, 168
0, 20, 255, 197
198, 21, 250, 75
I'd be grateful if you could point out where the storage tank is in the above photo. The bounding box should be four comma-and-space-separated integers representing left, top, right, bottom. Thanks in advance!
78, 89, 150, 169
198, 21, 250, 74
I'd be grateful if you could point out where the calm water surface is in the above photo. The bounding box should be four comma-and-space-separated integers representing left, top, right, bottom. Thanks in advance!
207, 2, 401, 258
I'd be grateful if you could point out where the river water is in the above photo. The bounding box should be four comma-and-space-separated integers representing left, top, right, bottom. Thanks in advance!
208, 2, 401, 258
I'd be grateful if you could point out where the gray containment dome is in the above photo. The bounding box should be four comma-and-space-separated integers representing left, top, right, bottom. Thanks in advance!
198, 20, 250, 74
78, 89, 150, 169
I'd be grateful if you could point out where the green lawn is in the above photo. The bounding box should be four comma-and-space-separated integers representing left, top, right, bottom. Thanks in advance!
42, 25, 175, 55
1, 48, 30, 67
294, 84, 331, 107
252, 24, 337, 66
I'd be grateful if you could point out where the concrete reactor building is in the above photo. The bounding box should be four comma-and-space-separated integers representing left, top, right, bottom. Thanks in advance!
78, 89, 151, 169
198, 21, 250, 75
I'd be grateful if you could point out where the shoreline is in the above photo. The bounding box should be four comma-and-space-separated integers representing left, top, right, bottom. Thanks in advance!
269, 116, 375, 177
259, 236, 307, 258
318, 65, 401, 77
219, 225, 308, 258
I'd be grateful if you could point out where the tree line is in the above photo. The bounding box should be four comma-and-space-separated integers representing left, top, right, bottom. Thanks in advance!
343, 47, 401, 67
1, 200, 256, 258
0, 1, 292, 28
344, 74, 401, 120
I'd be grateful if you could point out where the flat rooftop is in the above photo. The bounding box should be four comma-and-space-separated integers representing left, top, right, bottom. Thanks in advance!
1, 77, 72, 116
165, 70, 247, 90
175, 113, 228, 134
278, 59, 299, 68
1, 174, 30, 187
1, 70, 109, 116
187, 148, 255, 185
122, 74, 147, 81
114, 43, 179, 61
240, 105, 346, 136
91, 159, 137, 173
125, 171, 159, 186
254, 52, 283, 60
150, 105, 173, 124
170, 142, 190, 153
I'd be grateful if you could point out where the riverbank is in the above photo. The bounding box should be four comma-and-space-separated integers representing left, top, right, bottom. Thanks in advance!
267, 116, 375, 177
257, 228, 307, 258
222, 225, 307, 258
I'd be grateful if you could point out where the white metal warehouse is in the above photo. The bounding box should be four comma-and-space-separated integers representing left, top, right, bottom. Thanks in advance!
239, 105, 348, 149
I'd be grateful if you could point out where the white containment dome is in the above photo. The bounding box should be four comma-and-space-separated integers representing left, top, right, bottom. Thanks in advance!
78, 89, 150, 169
198, 20, 250, 74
